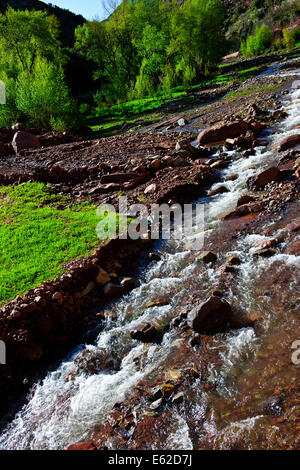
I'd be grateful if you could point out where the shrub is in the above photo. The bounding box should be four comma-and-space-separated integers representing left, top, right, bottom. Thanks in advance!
241, 24, 273, 57
16, 58, 80, 130
291, 27, 300, 42
134, 72, 154, 98
0, 72, 20, 126
273, 38, 283, 51
283, 28, 295, 50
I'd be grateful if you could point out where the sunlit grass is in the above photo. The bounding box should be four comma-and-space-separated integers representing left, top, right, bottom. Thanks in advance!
0, 182, 110, 305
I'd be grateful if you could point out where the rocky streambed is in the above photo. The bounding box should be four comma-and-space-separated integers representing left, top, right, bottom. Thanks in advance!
0, 64, 299, 450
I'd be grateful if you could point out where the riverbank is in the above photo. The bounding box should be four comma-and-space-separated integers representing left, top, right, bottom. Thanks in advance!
0, 61, 299, 449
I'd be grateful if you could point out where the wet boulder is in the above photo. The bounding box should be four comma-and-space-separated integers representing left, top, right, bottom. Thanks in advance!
223, 201, 263, 219
252, 248, 276, 258
277, 134, 300, 152
12, 122, 25, 132
130, 322, 158, 343
188, 295, 232, 333
197, 120, 249, 145
0, 142, 7, 157
226, 255, 241, 265
66, 441, 97, 451
208, 185, 229, 197
120, 277, 136, 292
103, 282, 125, 297
252, 239, 276, 251
12, 131, 40, 154
95, 267, 111, 286
196, 251, 217, 263
0, 131, 10, 143
247, 166, 281, 190
236, 194, 258, 207
74, 347, 121, 374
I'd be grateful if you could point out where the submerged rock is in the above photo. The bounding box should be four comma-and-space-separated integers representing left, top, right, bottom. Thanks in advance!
188, 295, 232, 332
196, 251, 218, 263
260, 396, 284, 416
74, 347, 121, 374
130, 322, 158, 342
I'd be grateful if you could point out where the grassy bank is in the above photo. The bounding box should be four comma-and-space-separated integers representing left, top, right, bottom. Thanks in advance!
0, 183, 106, 305
85, 65, 265, 138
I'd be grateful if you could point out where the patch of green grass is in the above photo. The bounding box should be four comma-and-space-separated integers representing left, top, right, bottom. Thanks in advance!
0, 182, 120, 306
218, 61, 238, 68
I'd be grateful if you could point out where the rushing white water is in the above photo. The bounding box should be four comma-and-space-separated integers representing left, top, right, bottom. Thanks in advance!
0, 68, 299, 450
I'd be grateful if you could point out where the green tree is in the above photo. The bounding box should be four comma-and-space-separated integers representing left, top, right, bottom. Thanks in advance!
16, 58, 79, 130
241, 24, 273, 57
0, 7, 63, 75
75, 1, 137, 103
282, 28, 295, 50
0, 8, 78, 130
168, 0, 226, 78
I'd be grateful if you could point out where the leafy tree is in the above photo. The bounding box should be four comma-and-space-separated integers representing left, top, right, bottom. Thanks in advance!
0, 8, 79, 130
241, 24, 273, 57
76, 0, 226, 102
133, 24, 167, 95
16, 58, 79, 130
282, 28, 295, 50
168, 0, 226, 78
75, 1, 137, 103
0, 7, 63, 75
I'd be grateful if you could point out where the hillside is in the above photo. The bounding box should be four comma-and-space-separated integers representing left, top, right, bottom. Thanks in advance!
223, 0, 300, 41
0, 0, 85, 47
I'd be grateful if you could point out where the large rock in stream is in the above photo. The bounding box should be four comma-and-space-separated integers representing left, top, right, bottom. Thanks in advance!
197, 120, 249, 145
247, 166, 281, 190
74, 347, 120, 374
277, 134, 300, 152
188, 296, 232, 332
130, 322, 158, 342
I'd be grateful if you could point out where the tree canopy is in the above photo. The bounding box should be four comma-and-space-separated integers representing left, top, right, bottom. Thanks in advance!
75, 0, 227, 103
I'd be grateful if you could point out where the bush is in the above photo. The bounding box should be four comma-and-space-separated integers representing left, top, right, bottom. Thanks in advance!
79, 102, 92, 116
283, 28, 295, 50
273, 38, 283, 51
241, 24, 273, 57
291, 27, 300, 42
161, 64, 176, 97
134, 72, 154, 98
0, 71, 21, 126
16, 58, 80, 130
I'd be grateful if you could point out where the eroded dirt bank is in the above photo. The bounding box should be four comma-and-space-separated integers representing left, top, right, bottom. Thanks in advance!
0, 66, 299, 449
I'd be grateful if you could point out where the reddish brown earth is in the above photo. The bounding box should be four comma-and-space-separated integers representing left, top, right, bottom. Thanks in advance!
0, 69, 299, 448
